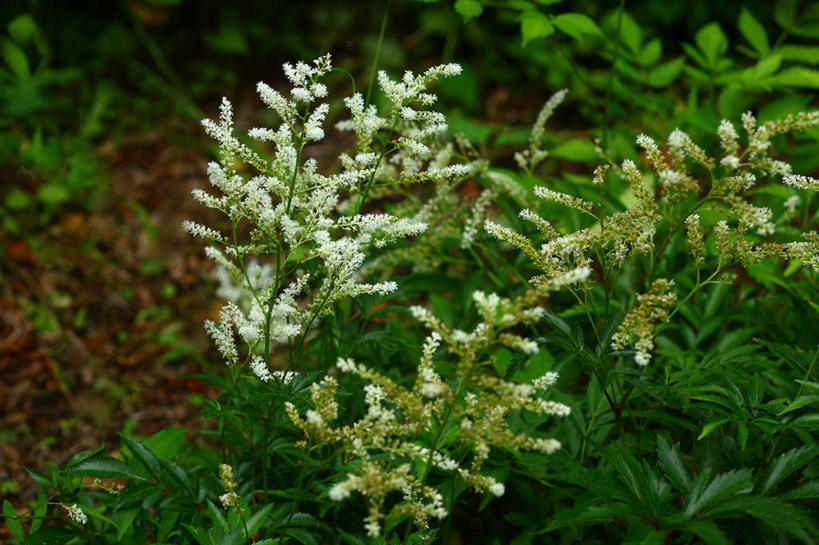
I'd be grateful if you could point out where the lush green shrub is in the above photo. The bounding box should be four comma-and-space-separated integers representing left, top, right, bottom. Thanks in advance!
4, 2, 819, 544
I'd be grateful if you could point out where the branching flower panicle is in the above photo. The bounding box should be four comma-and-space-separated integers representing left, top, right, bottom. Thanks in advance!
287, 291, 567, 537
611, 279, 677, 366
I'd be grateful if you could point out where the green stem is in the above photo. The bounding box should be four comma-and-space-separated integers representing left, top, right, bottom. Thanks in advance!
667, 268, 722, 321
794, 347, 819, 400
355, 117, 400, 214
365, 0, 392, 107
601, 0, 626, 149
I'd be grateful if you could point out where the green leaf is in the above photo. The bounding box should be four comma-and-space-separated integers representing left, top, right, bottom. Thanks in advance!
780, 480, 819, 500
756, 445, 819, 495
8, 14, 39, 45
3, 500, 24, 542
695, 23, 728, 67
779, 45, 819, 64
286, 528, 319, 545
648, 57, 684, 87
771, 66, 819, 88
182, 523, 216, 545
614, 10, 641, 54
503, 351, 528, 380
697, 418, 732, 440
1, 38, 30, 78
753, 54, 782, 79
36, 183, 70, 206
774, 0, 797, 29
738, 8, 770, 56
455, 0, 483, 21
5, 189, 31, 210
30, 487, 47, 534
675, 520, 731, 545
766, 342, 813, 376
778, 395, 819, 415
22, 528, 80, 545
683, 469, 753, 518
206, 499, 229, 535
657, 437, 692, 493
520, 11, 554, 46
640, 38, 662, 65
550, 139, 598, 161
120, 435, 163, 481
552, 13, 602, 42
143, 427, 187, 459
791, 3, 819, 37
68, 455, 150, 481
116, 508, 139, 541
246, 503, 277, 536
545, 502, 632, 530
705, 495, 817, 543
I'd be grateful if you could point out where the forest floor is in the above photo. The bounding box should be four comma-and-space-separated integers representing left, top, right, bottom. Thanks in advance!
1, 128, 222, 518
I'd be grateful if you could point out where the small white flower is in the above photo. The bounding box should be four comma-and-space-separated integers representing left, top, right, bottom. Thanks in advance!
66, 504, 87, 525
720, 154, 741, 171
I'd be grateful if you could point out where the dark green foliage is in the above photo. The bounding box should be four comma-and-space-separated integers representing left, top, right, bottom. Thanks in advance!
3, 1, 819, 544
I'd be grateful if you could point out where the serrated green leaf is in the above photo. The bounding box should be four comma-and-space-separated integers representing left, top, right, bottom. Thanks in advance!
545, 502, 632, 530
739, 8, 770, 56
246, 503, 277, 536
182, 522, 215, 545
657, 437, 692, 493
683, 469, 752, 517
756, 445, 819, 495
778, 395, 819, 415
520, 11, 554, 46
705, 495, 818, 543
697, 418, 732, 440
206, 499, 229, 535
780, 480, 819, 500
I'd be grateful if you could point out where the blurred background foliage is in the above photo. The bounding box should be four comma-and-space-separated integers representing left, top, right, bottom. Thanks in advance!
2, 0, 819, 517
3, 0, 819, 228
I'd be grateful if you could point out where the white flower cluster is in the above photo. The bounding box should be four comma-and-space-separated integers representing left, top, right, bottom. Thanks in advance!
288, 290, 566, 537
190, 54, 471, 379
65, 504, 87, 525
515, 89, 569, 173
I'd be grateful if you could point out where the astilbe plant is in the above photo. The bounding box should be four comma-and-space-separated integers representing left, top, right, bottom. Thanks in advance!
185, 54, 471, 380
487, 108, 819, 367
183, 53, 583, 541
287, 288, 572, 538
